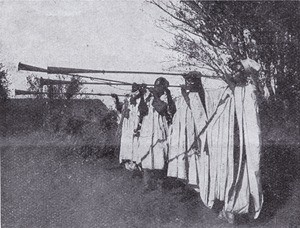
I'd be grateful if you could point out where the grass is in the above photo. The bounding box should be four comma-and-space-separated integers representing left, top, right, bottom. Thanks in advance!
1, 108, 300, 227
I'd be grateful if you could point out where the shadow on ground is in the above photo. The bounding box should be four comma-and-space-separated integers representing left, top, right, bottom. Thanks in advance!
256, 145, 300, 226
1, 142, 300, 228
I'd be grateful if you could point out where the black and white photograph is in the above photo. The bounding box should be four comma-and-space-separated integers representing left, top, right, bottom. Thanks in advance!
1, 1, 300, 227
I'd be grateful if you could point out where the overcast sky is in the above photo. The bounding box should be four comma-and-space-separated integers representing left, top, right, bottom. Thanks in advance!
0, 0, 184, 107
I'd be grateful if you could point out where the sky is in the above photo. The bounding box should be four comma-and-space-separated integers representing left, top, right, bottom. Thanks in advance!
0, 0, 184, 107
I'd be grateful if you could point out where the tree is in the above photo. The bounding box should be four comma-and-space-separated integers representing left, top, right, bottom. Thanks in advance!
26, 74, 83, 99
0, 63, 9, 102
150, 1, 300, 106
26, 74, 43, 98
26, 74, 84, 132
0, 63, 10, 136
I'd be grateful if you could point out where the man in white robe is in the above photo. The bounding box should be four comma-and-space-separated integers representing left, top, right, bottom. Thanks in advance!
196, 78, 235, 218
224, 59, 263, 221
207, 29, 264, 223
167, 72, 207, 190
189, 62, 263, 223
139, 77, 176, 191
112, 85, 142, 170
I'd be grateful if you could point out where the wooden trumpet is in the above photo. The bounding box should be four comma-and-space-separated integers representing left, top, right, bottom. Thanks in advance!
15, 89, 127, 97
18, 62, 47, 73
38, 78, 182, 87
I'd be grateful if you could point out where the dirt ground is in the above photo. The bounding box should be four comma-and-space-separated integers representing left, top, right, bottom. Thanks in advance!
1, 133, 300, 228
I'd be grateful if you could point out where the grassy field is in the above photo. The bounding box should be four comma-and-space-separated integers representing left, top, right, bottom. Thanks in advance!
1, 130, 300, 228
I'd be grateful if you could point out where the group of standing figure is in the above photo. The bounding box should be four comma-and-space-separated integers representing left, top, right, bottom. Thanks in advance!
112, 29, 264, 224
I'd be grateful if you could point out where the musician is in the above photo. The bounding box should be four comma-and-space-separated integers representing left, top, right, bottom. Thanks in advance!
167, 71, 207, 192
138, 77, 176, 192
130, 83, 149, 138
150, 77, 176, 126
111, 84, 144, 171
217, 31, 263, 223
229, 28, 263, 97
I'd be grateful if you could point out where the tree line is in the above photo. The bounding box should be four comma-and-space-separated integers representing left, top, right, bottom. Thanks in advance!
151, 1, 300, 120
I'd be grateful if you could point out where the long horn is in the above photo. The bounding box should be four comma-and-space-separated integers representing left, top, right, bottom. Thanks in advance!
39, 78, 182, 87
79, 82, 181, 88
15, 89, 127, 97
19, 63, 133, 84
40, 78, 129, 86
47, 66, 183, 76
15, 89, 43, 95
18, 62, 48, 73
19, 63, 222, 80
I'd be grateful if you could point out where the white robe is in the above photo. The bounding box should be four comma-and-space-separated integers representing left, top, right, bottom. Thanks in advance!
188, 92, 208, 186
198, 78, 263, 219
197, 82, 235, 209
167, 96, 194, 181
167, 92, 207, 187
138, 95, 169, 170
227, 84, 263, 219
119, 99, 139, 163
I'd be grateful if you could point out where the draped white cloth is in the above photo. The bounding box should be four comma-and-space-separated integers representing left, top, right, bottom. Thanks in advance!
119, 98, 139, 163
196, 78, 263, 219
227, 84, 263, 219
167, 91, 207, 187
188, 93, 207, 186
118, 77, 263, 219
138, 95, 169, 170
197, 83, 235, 209
167, 95, 194, 180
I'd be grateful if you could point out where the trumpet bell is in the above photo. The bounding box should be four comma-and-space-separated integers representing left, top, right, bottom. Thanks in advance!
18, 62, 47, 73
15, 89, 43, 96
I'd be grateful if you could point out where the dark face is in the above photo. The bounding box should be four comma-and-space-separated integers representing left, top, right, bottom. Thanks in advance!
185, 77, 195, 86
131, 83, 139, 93
153, 85, 165, 97
185, 76, 201, 89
